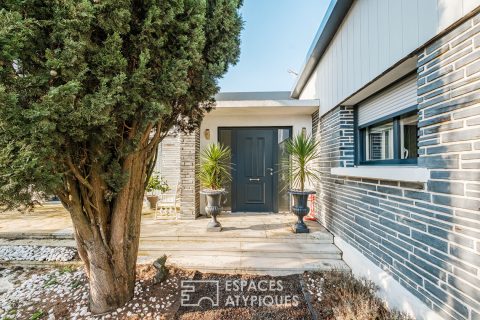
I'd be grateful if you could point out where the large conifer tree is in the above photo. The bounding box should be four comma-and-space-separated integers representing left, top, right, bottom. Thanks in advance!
0, 0, 242, 313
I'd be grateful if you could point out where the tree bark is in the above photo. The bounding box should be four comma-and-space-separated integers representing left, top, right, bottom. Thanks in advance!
60, 146, 153, 314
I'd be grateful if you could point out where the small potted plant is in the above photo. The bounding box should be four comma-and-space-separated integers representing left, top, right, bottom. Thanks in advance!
285, 133, 320, 233
199, 143, 231, 232
145, 175, 170, 209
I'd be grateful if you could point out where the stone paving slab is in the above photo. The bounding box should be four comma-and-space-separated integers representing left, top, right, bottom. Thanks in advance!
0, 204, 327, 240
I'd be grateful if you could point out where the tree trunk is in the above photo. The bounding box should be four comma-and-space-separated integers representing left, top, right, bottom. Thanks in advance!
61, 148, 151, 314
81, 237, 135, 314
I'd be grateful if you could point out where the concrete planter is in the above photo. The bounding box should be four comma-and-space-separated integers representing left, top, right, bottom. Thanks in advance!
288, 190, 316, 233
200, 189, 225, 232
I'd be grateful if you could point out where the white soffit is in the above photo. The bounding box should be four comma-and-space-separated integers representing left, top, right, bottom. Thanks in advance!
213, 92, 319, 115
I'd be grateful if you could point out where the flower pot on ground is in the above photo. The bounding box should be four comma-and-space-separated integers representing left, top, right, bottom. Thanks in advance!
285, 133, 321, 233
199, 143, 231, 232
146, 195, 159, 209
145, 175, 170, 209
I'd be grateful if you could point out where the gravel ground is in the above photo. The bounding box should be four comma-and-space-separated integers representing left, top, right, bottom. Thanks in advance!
0, 265, 413, 320
0, 245, 77, 262
0, 265, 191, 320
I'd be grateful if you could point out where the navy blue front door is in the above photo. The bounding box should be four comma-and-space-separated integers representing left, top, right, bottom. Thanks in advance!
233, 128, 275, 212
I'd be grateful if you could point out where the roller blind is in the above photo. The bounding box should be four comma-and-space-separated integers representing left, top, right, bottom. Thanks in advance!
358, 75, 417, 127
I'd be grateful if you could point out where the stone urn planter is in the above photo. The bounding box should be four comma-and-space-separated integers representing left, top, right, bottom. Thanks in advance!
201, 189, 225, 232
146, 195, 159, 209
289, 190, 315, 233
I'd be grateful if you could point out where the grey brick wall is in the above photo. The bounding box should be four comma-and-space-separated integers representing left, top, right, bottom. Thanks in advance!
179, 130, 200, 219
315, 13, 480, 320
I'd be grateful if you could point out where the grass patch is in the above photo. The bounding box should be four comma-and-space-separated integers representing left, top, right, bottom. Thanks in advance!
43, 275, 58, 288
29, 310, 44, 320
312, 271, 414, 320
58, 266, 75, 274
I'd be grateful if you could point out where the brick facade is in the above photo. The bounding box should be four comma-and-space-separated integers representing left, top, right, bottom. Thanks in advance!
179, 130, 200, 219
314, 13, 480, 320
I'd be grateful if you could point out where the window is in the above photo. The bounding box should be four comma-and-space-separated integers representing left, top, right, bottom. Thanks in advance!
358, 111, 418, 165
356, 73, 418, 166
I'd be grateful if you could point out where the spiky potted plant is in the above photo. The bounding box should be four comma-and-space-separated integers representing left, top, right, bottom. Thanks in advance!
199, 143, 231, 232
286, 133, 321, 233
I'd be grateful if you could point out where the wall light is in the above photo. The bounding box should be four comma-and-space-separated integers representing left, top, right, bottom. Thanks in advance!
204, 129, 210, 140
302, 127, 307, 135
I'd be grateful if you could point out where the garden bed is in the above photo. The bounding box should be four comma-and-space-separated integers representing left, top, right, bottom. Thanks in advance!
0, 264, 413, 320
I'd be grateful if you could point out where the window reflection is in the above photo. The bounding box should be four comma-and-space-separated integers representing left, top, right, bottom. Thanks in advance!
277, 129, 291, 212
366, 122, 394, 160
218, 128, 233, 211
401, 114, 418, 159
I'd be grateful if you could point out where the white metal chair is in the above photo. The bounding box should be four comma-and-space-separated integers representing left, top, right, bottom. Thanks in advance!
155, 183, 181, 220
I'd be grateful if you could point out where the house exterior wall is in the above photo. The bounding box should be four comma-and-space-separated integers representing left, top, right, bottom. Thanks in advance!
154, 133, 181, 190
300, 0, 480, 116
313, 13, 480, 320
154, 131, 200, 219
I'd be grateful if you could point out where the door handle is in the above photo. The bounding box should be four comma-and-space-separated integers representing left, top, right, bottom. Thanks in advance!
249, 178, 260, 181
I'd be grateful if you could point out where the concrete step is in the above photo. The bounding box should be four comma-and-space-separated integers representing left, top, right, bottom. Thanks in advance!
138, 241, 341, 259
139, 250, 340, 260
137, 240, 346, 276
151, 255, 350, 276
140, 233, 333, 244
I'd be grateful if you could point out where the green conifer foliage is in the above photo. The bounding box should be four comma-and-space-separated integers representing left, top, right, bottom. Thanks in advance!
0, 0, 242, 313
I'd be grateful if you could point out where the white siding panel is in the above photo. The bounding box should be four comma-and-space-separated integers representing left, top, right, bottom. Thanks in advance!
464, 0, 479, 13
299, 0, 480, 116
369, 0, 380, 77
438, 0, 463, 30
361, 0, 370, 84
378, 0, 390, 71
155, 134, 181, 188
402, 0, 419, 51
358, 75, 417, 126
418, 0, 438, 44
389, 0, 403, 62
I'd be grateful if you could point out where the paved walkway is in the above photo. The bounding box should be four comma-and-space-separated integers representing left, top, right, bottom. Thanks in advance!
0, 204, 349, 275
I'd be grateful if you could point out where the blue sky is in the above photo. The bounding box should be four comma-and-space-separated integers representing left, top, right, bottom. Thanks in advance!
218, 0, 329, 93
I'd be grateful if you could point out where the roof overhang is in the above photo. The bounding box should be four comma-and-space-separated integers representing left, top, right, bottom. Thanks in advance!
290, 0, 354, 99
212, 91, 319, 116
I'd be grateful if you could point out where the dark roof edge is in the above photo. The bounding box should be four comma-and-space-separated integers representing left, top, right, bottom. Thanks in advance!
290, 0, 354, 99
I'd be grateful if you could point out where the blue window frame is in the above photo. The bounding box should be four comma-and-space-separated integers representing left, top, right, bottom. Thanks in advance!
355, 106, 418, 166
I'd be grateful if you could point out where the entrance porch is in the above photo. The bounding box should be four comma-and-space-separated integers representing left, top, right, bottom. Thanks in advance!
0, 205, 348, 275
139, 212, 348, 275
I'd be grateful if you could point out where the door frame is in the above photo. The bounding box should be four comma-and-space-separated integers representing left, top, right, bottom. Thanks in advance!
218, 126, 293, 213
